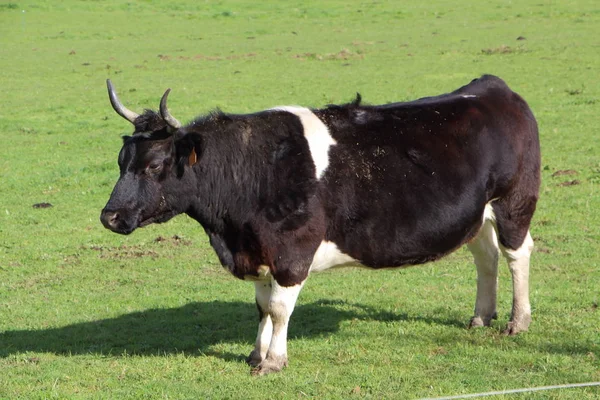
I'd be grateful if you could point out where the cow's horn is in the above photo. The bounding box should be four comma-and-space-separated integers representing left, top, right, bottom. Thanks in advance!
106, 79, 139, 124
159, 89, 182, 129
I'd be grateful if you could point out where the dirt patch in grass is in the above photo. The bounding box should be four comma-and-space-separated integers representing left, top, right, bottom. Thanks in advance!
558, 179, 580, 187
293, 48, 364, 61
154, 235, 192, 246
84, 236, 191, 260
87, 244, 159, 259
158, 53, 257, 61
481, 45, 529, 55
32, 202, 53, 208
551, 169, 578, 177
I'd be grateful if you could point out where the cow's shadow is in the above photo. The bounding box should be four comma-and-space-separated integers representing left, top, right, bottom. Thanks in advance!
0, 300, 465, 360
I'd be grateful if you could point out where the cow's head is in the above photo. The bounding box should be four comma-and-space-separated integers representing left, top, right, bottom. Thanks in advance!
100, 80, 198, 234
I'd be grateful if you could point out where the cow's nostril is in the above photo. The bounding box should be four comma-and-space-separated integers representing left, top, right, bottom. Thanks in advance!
101, 210, 121, 230
108, 212, 119, 225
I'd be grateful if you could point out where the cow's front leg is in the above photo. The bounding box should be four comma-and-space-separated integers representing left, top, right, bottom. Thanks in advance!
251, 278, 305, 376
247, 280, 273, 367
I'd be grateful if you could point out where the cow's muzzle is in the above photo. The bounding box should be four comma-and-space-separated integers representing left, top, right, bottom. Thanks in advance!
100, 208, 135, 235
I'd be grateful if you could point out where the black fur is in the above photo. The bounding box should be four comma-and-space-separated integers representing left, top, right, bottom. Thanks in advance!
100, 75, 540, 374
101, 75, 540, 285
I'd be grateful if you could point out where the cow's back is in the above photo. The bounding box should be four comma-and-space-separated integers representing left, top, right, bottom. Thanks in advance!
315, 76, 539, 267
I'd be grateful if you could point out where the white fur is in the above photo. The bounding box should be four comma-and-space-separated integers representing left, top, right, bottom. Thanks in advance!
468, 202, 534, 332
502, 230, 533, 330
250, 277, 306, 369
309, 240, 357, 272
462, 94, 477, 98
467, 203, 500, 326
253, 281, 273, 360
503, 231, 534, 261
272, 106, 336, 179
266, 279, 304, 358
249, 242, 355, 365
483, 202, 496, 223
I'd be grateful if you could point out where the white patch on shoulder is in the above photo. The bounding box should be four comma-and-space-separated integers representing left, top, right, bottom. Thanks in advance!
272, 106, 336, 179
309, 241, 357, 273
462, 94, 477, 98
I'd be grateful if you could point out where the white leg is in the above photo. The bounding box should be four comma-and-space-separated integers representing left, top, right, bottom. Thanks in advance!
501, 231, 534, 335
247, 281, 272, 367
252, 278, 305, 376
467, 218, 500, 327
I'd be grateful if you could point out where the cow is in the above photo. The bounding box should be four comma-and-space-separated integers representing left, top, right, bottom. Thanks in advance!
100, 75, 540, 375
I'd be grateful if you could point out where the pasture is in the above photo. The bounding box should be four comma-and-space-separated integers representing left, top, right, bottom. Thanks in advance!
1, 0, 598, 398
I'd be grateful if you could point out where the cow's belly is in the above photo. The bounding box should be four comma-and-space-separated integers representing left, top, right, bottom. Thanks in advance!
309, 241, 359, 272
321, 203, 486, 269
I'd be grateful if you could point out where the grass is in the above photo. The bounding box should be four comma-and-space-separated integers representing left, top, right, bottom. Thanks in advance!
0, 0, 599, 398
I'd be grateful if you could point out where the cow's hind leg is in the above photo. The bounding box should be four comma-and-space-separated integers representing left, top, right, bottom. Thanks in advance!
493, 195, 536, 335
467, 204, 500, 328
500, 230, 534, 335
251, 278, 305, 376
247, 281, 273, 367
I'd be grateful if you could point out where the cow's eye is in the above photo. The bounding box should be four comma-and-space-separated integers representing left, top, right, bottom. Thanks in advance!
147, 162, 163, 174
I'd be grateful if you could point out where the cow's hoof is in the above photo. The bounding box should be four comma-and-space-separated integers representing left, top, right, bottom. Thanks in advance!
469, 312, 497, 328
503, 315, 531, 335
250, 355, 288, 376
469, 316, 485, 328
246, 349, 263, 367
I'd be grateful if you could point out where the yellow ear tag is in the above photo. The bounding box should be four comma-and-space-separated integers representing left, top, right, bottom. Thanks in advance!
188, 147, 197, 166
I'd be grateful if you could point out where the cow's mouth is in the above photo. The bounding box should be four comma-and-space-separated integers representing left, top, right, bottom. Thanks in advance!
138, 217, 157, 228
137, 197, 177, 228
102, 197, 177, 234
138, 210, 177, 228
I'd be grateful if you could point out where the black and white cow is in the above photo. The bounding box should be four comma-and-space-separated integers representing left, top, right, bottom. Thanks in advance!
100, 75, 540, 375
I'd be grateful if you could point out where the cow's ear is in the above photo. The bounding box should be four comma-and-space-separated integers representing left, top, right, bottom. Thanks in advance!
175, 134, 202, 177
188, 146, 197, 166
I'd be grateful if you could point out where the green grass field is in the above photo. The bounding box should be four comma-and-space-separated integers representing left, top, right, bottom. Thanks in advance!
1, 0, 599, 398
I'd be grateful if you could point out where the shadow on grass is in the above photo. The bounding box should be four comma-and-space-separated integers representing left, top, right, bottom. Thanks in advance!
0, 299, 465, 360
